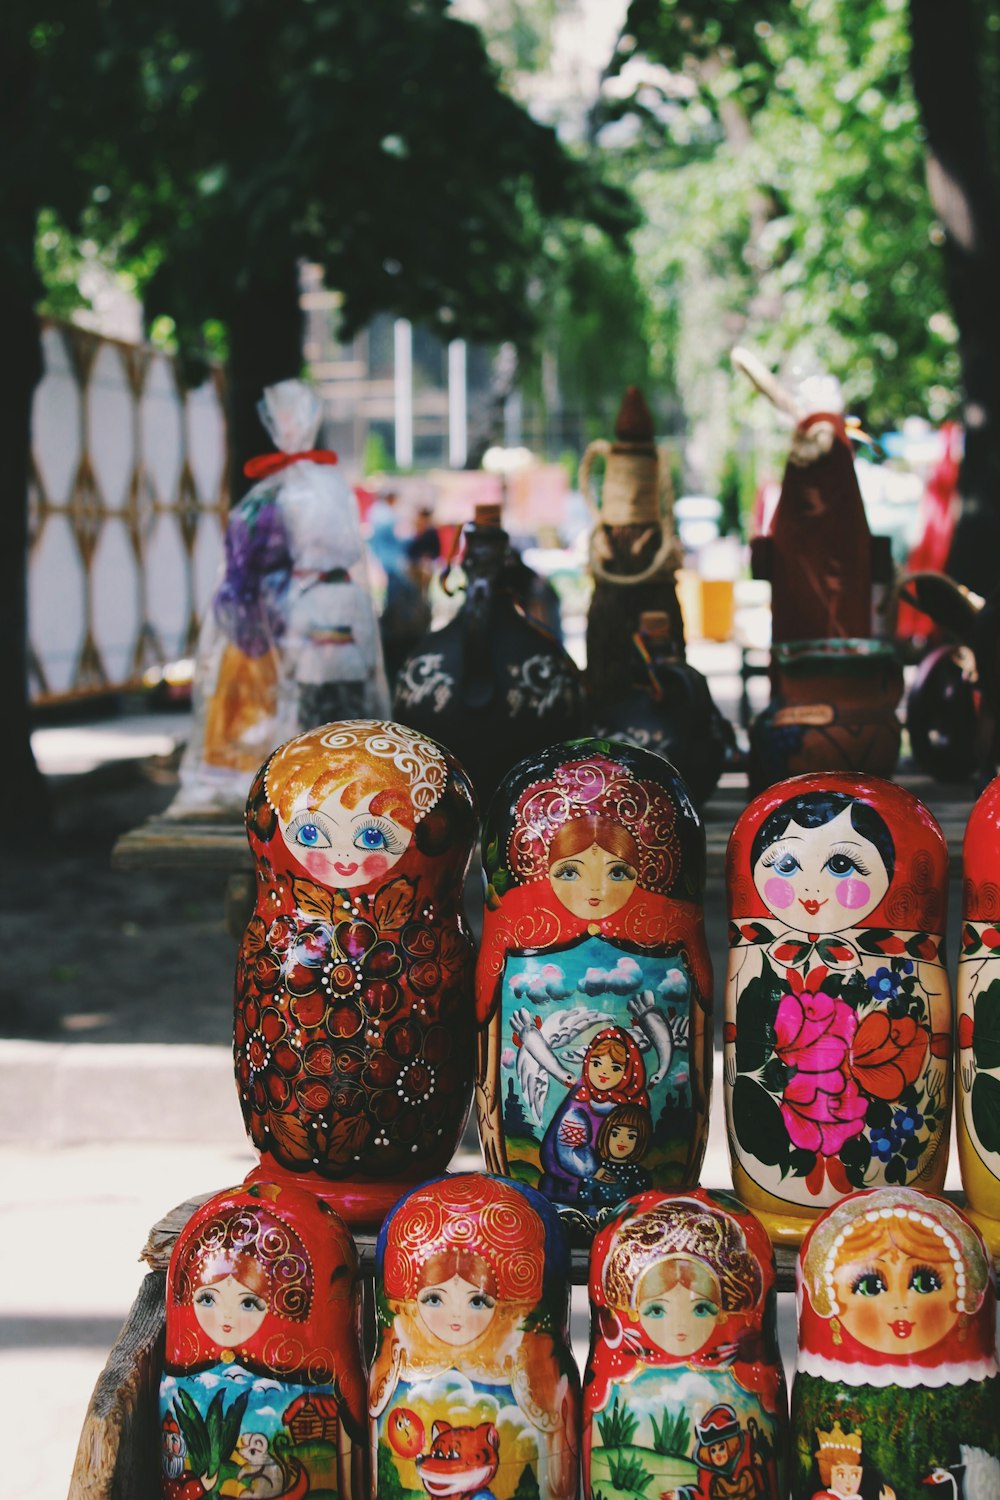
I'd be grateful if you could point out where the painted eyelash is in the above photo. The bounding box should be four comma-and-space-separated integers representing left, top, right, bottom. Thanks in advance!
760, 846, 795, 869
827, 842, 871, 875
850, 1264, 887, 1293
355, 816, 406, 853
910, 1262, 942, 1289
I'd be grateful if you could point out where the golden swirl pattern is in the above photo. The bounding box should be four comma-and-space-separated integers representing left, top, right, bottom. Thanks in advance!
601, 1198, 760, 1315
382, 1176, 546, 1302
174, 1203, 312, 1322
266, 719, 447, 823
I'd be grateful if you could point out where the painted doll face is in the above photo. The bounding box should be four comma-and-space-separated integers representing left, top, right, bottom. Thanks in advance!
707, 1440, 730, 1468
548, 842, 637, 920
751, 806, 889, 933
605, 1123, 639, 1160
587, 1048, 627, 1093
416, 1273, 497, 1346
831, 1463, 863, 1496
281, 787, 412, 888
831, 1242, 958, 1355
637, 1267, 723, 1356
192, 1273, 268, 1346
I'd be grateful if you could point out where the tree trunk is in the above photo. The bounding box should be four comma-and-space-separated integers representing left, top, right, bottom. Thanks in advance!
225, 260, 306, 504
0, 24, 49, 843
909, 0, 1000, 596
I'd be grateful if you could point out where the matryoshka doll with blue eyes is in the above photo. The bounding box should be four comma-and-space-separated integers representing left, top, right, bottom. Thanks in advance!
725, 772, 952, 1246
370, 1172, 580, 1500
956, 775, 1000, 1255
235, 719, 478, 1228
476, 738, 713, 1243
790, 1187, 1000, 1499
583, 1189, 788, 1500
159, 1181, 368, 1500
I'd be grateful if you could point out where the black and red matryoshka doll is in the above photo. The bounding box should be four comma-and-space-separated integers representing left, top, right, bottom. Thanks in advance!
583, 1188, 788, 1500
957, 775, 1000, 1255
791, 1186, 1000, 1500
159, 1181, 368, 1500
370, 1171, 580, 1500
235, 719, 478, 1228
724, 772, 952, 1247
476, 738, 713, 1242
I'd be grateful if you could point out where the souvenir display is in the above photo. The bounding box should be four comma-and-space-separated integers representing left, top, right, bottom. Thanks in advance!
477, 738, 713, 1243
370, 1172, 579, 1500
747, 638, 904, 793
159, 1181, 367, 1500
791, 1187, 1000, 1499
590, 610, 735, 808
583, 1189, 787, 1500
172, 379, 389, 816
725, 773, 951, 1245
234, 719, 478, 1227
392, 504, 584, 807
580, 386, 686, 713
957, 774, 1000, 1252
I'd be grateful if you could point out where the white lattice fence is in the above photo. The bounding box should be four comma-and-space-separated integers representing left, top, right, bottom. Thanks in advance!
27, 319, 229, 703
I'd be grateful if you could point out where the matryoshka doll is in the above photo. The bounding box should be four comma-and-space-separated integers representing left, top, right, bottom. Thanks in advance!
370, 1172, 579, 1500
476, 738, 713, 1242
159, 1181, 368, 1500
583, 1189, 787, 1500
957, 775, 1000, 1255
235, 719, 478, 1228
791, 1187, 1000, 1499
725, 772, 951, 1245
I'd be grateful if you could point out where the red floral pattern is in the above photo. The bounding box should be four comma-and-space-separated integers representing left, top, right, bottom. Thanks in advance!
849, 1011, 928, 1100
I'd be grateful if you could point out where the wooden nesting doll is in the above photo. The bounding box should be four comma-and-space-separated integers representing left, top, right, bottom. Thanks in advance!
584, 1189, 788, 1500
957, 774, 1000, 1254
725, 773, 951, 1246
791, 1187, 1000, 1499
235, 719, 478, 1228
159, 1181, 368, 1500
476, 738, 713, 1243
370, 1172, 580, 1500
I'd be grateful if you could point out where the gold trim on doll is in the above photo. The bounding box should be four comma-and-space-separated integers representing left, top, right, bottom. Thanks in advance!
601, 1197, 762, 1322
266, 720, 447, 825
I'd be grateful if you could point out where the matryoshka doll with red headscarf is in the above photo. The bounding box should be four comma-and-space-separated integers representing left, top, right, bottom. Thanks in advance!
725, 773, 951, 1246
791, 1186, 1000, 1498
235, 720, 477, 1228
583, 1188, 787, 1500
159, 1182, 368, 1500
956, 775, 1000, 1254
476, 739, 713, 1243
370, 1172, 579, 1500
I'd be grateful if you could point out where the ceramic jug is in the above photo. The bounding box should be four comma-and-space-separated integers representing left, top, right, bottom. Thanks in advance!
391, 503, 584, 808
957, 774, 1000, 1255
581, 386, 686, 713
370, 1172, 579, 1500
159, 1181, 367, 1500
725, 772, 951, 1246
234, 719, 478, 1228
583, 1188, 788, 1500
476, 737, 713, 1243
747, 639, 904, 794
790, 1187, 1000, 1499
590, 609, 735, 807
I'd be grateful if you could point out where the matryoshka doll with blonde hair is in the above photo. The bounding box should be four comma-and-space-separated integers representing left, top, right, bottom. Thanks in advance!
725, 773, 952, 1245
956, 774, 1000, 1254
159, 1182, 368, 1500
476, 739, 713, 1242
791, 1187, 1000, 1498
583, 1189, 787, 1500
235, 720, 477, 1228
370, 1172, 580, 1500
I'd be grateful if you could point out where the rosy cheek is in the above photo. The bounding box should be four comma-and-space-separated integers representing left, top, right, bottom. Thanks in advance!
361, 852, 391, 881
299, 850, 335, 882
836, 878, 871, 910
763, 877, 795, 910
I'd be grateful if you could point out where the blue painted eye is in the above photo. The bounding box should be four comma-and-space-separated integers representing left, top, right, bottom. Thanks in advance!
355, 825, 387, 851
289, 814, 332, 849
773, 853, 800, 876
297, 823, 322, 847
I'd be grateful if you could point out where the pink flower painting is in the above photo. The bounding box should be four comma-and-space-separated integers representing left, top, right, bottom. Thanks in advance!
773, 972, 867, 1156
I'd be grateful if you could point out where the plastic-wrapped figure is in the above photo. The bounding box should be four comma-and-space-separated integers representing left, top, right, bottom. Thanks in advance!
957, 773, 1000, 1254
159, 1182, 367, 1500
173, 380, 389, 816
370, 1172, 579, 1500
791, 1187, 1000, 1499
477, 739, 713, 1242
583, 1189, 787, 1500
234, 719, 477, 1227
725, 773, 951, 1246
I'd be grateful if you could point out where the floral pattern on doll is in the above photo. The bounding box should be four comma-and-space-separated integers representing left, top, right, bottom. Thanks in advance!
727, 787, 950, 1202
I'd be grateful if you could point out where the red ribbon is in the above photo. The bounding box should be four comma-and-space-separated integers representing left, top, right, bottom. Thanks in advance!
243, 449, 338, 478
